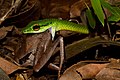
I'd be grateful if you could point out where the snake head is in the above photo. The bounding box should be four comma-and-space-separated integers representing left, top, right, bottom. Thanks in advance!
22, 20, 53, 34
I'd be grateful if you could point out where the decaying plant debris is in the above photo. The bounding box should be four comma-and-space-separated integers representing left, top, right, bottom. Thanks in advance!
1, 0, 120, 80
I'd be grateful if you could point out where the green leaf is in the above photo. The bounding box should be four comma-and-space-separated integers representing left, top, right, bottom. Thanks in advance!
112, 7, 120, 15
86, 9, 96, 29
91, 0, 104, 26
100, 0, 120, 16
100, 0, 120, 22
108, 15, 120, 22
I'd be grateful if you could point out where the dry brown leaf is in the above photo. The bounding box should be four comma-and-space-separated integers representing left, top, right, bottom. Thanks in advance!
0, 68, 10, 80
107, 62, 120, 70
0, 26, 13, 39
96, 68, 120, 80
0, 31, 7, 40
59, 59, 110, 80
70, 0, 91, 18
49, 3, 70, 19
14, 34, 39, 61
33, 34, 60, 72
59, 62, 86, 80
41, 0, 71, 19
76, 63, 108, 79
0, 57, 24, 74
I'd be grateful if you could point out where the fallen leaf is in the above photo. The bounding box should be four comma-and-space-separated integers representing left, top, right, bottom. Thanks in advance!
49, 3, 70, 19
0, 68, 10, 80
96, 68, 120, 80
70, 0, 91, 18
76, 63, 108, 79
0, 57, 25, 74
0, 31, 7, 40
59, 61, 85, 80
33, 34, 60, 72
60, 60, 109, 80
107, 62, 120, 70
0, 26, 13, 39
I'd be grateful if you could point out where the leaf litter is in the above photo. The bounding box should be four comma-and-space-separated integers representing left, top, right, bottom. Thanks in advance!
0, 0, 120, 80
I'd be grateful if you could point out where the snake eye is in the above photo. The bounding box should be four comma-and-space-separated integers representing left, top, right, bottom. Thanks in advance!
33, 24, 40, 31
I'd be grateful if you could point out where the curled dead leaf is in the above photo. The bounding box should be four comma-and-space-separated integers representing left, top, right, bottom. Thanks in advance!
76, 63, 108, 79
59, 61, 85, 80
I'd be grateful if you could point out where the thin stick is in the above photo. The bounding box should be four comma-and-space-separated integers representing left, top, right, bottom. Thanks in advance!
58, 36, 64, 78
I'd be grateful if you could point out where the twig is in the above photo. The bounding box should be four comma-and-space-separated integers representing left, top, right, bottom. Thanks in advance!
0, 0, 22, 24
58, 36, 64, 78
